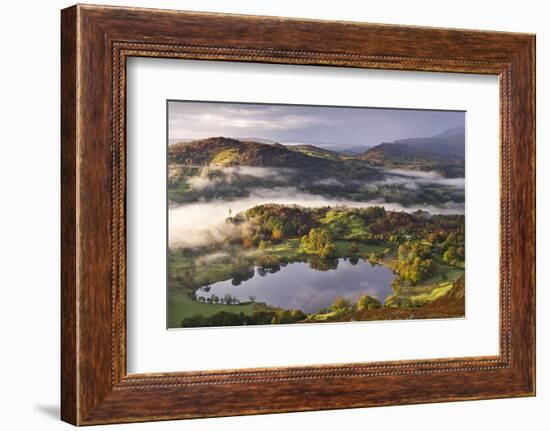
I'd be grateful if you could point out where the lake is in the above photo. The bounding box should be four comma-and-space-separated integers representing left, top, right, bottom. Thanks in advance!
193, 259, 395, 313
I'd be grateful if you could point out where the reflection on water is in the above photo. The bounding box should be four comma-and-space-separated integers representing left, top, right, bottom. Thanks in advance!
193, 259, 394, 314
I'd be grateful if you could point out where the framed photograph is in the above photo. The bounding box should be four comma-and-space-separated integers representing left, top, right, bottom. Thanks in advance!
165, 100, 467, 329
61, 4, 535, 425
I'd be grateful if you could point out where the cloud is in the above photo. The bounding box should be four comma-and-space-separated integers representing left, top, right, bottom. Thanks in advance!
168, 101, 465, 148
185, 112, 319, 131
169, 102, 327, 140
385, 168, 443, 179
312, 178, 346, 187
223, 166, 297, 179
379, 169, 464, 189
186, 166, 298, 191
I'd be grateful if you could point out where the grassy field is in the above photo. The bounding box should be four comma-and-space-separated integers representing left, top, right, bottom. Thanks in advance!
168, 288, 274, 328
167, 238, 392, 327
264, 238, 385, 260
384, 255, 464, 307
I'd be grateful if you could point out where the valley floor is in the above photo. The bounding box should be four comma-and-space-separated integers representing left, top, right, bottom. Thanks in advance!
168, 236, 464, 328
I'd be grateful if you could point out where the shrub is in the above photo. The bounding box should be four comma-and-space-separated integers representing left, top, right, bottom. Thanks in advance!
330, 296, 352, 313
248, 310, 277, 325
271, 310, 294, 324
181, 314, 208, 328
443, 246, 457, 265
357, 294, 381, 311
290, 309, 307, 321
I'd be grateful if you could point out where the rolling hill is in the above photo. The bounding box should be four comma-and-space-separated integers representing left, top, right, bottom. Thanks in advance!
360, 125, 465, 177
168, 136, 465, 206
169, 137, 379, 179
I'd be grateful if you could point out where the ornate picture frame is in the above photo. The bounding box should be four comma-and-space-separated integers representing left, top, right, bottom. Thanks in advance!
61, 4, 535, 425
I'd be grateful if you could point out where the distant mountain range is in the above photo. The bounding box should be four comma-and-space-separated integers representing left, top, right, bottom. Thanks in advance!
360, 125, 465, 177
391, 125, 464, 157
170, 125, 464, 176
171, 125, 463, 159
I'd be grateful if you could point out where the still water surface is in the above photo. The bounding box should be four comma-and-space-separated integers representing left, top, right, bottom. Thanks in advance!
194, 259, 394, 313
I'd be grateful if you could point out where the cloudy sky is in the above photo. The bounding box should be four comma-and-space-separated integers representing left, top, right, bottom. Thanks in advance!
168, 100, 464, 149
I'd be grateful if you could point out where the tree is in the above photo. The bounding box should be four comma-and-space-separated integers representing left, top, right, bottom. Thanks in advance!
242, 237, 254, 249
349, 242, 359, 254
249, 310, 277, 325
290, 309, 307, 321
208, 311, 243, 326
300, 228, 336, 259
181, 314, 208, 328
319, 242, 337, 259
428, 232, 438, 243
330, 296, 352, 313
271, 310, 293, 324
365, 206, 386, 221
258, 240, 266, 252
392, 240, 435, 285
443, 246, 457, 265
271, 229, 284, 242
357, 294, 381, 311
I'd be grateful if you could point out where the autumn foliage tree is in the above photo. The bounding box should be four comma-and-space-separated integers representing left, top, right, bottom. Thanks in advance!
271, 228, 284, 242
330, 296, 352, 313
300, 228, 337, 259
357, 294, 381, 311
393, 241, 436, 285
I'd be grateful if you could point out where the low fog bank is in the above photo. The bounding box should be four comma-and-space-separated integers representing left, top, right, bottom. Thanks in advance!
380, 168, 465, 189
186, 166, 297, 192
182, 165, 465, 195
169, 187, 464, 248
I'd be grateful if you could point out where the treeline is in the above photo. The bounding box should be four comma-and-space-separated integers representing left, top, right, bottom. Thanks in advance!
181, 293, 384, 327
312, 294, 382, 320
181, 309, 307, 328
228, 204, 464, 249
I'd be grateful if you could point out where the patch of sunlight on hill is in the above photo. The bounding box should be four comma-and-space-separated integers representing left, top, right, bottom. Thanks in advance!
212, 148, 240, 166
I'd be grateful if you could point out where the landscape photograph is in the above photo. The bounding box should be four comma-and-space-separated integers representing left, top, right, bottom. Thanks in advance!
167, 101, 466, 329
